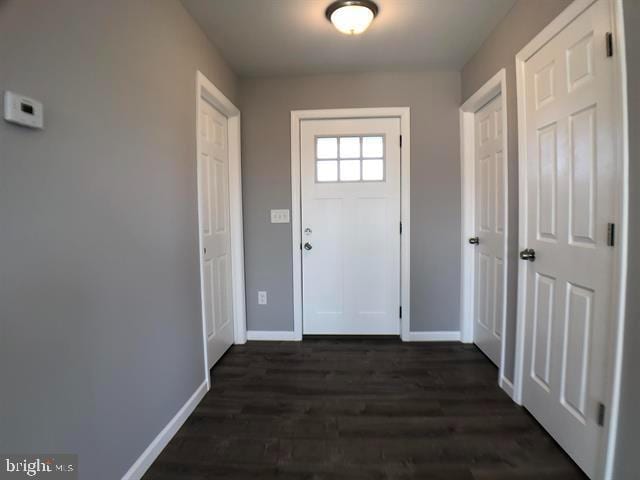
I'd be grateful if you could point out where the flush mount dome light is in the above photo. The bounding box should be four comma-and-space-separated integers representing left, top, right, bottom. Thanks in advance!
325, 0, 379, 35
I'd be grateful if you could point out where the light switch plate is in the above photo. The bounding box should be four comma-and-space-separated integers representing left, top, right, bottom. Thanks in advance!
270, 209, 290, 224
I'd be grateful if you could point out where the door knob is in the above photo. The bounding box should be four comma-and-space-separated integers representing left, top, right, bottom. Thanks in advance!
519, 248, 536, 261
304, 242, 313, 251
468, 236, 479, 245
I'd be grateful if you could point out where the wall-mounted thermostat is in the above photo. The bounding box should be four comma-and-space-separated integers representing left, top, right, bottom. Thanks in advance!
4, 91, 44, 129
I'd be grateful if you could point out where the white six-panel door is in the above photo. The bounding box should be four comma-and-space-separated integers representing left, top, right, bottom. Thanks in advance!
301, 117, 401, 335
473, 94, 506, 367
199, 98, 234, 368
520, 0, 616, 476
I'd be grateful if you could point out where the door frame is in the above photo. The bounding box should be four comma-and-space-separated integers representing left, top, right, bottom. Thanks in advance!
513, 1, 628, 478
196, 71, 247, 388
290, 108, 411, 340
459, 69, 511, 396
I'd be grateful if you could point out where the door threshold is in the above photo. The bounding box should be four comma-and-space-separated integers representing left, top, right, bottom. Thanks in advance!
302, 334, 401, 341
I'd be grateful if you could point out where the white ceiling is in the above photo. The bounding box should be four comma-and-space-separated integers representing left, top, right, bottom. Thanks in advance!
182, 0, 516, 77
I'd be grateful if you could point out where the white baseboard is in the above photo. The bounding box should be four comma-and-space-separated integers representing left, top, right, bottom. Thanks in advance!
247, 330, 461, 342
404, 331, 461, 342
500, 375, 515, 400
122, 380, 208, 480
247, 330, 300, 341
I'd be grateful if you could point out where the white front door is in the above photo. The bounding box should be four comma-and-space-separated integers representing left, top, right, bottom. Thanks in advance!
520, 0, 616, 476
198, 97, 234, 368
473, 94, 506, 367
300, 117, 401, 335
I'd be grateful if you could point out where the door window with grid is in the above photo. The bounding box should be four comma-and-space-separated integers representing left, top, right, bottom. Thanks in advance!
315, 135, 385, 182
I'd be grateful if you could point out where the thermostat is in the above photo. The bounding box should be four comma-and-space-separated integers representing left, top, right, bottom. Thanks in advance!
4, 91, 44, 129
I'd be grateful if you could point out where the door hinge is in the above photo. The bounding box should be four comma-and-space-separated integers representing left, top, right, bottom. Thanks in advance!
606, 32, 614, 57
300, 242, 303, 250
399, 135, 403, 148
597, 402, 606, 426
607, 223, 615, 246
399, 306, 402, 318
400, 222, 403, 235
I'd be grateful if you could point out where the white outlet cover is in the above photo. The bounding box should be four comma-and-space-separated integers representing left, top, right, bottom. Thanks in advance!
258, 291, 267, 305
4, 91, 44, 129
270, 209, 290, 224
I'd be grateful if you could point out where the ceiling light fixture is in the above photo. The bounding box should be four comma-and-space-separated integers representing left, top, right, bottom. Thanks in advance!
325, 0, 379, 35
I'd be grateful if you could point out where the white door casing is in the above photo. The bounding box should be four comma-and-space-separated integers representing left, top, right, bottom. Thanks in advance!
459, 69, 510, 394
291, 108, 411, 341
517, 0, 620, 477
300, 117, 401, 335
472, 94, 506, 367
198, 96, 235, 368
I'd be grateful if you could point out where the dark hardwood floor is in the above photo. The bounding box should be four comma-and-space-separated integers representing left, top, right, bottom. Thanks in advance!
145, 338, 586, 479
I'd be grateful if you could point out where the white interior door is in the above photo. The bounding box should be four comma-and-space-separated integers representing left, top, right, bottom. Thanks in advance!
472, 94, 506, 367
199, 97, 234, 368
301, 117, 401, 335
520, 0, 616, 476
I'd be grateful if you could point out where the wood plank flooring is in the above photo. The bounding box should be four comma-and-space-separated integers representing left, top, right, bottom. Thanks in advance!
144, 338, 586, 479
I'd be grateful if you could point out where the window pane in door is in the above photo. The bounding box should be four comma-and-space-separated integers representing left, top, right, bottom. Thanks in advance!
340, 160, 360, 181
362, 159, 384, 181
339, 137, 360, 158
362, 136, 384, 158
317, 160, 338, 182
316, 137, 338, 159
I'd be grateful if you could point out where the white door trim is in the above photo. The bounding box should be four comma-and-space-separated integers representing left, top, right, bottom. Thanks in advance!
459, 68, 510, 396
196, 71, 247, 388
513, 1, 628, 478
291, 107, 411, 341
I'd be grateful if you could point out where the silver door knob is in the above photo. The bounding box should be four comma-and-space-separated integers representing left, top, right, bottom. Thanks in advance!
519, 248, 536, 261
304, 242, 313, 251
468, 236, 479, 245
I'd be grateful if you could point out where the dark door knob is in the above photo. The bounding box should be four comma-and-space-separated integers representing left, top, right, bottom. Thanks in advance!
519, 248, 536, 261
468, 236, 479, 245
304, 242, 313, 251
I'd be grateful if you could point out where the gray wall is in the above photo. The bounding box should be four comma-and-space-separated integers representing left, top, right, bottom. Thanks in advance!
0, 1, 237, 478
240, 72, 461, 332
460, 0, 571, 380
614, 1, 639, 478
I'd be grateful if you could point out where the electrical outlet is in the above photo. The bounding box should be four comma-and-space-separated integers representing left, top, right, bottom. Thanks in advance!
258, 291, 267, 305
